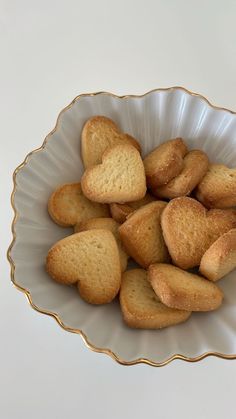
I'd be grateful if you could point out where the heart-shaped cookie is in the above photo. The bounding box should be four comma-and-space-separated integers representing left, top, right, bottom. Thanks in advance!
196, 164, 236, 208
81, 144, 147, 204
120, 269, 191, 329
119, 201, 169, 268
199, 228, 236, 281
149, 264, 223, 312
143, 138, 188, 188
46, 229, 121, 304
161, 197, 236, 269
48, 182, 110, 227
81, 115, 141, 168
153, 150, 209, 199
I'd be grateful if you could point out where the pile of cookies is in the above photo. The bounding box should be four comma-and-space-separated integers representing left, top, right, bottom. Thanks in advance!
46, 116, 236, 329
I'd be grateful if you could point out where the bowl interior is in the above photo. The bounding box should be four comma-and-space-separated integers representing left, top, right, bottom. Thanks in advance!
10, 88, 236, 364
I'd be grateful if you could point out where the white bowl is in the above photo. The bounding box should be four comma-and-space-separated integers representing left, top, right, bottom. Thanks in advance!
8, 87, 236, 366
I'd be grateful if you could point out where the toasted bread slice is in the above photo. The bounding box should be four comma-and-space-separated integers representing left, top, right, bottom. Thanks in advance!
81, 116, 141, 168
110, 193, 155, 223
200, 229, 236, 281
153, 150, 209, 199
143, 138, 188, 188
149, 264, 223, 311
196, 164, 236, 208
119, 201, 169, 268
75, 217, 128, 272
48, 183, 109, 227
46, 229, 121, 304
81, 144, 146, 204
120, 269, 191, 329
161, 197, 236, 269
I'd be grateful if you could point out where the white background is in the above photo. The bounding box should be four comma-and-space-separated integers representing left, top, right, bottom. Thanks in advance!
1, 1, 236, 418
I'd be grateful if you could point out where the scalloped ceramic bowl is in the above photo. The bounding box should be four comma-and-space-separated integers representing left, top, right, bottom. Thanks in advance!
8, 87, 236, 366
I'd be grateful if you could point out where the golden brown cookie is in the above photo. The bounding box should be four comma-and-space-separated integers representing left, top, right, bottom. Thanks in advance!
74, 217, 128, 272
48, 183, 109, 227
153, 150, 209, 199
199, 229, 236, 281
161, 197, 236, 269
81, 115, 141, 168
119, 201, 169, 268
149, 263, 223, 311
81, 144, 146, 204
120, 269, 191, 329
196, 164, 236, 208
46, 230, 121, 304
143, 138, 188, 189
110, 193, 155, 223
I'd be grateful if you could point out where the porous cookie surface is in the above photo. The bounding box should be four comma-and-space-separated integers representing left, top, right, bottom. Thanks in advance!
81, 144, 146, 204
46, 229, 121, 304
75, 217, 128, 272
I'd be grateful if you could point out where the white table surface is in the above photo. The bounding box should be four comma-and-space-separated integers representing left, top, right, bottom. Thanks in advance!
1, 1, 236, 418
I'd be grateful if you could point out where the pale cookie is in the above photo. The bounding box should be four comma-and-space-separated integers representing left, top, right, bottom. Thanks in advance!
161, 197, 236, 269
46, 229, 121, 304
153, 150, 209, 199
143, 138, 188, 189
81, 144, 146, 204
196, 164, 236, 208
200, 229, 236, 281
48, 183, 109, 227
120, 269, 191, 329
119, 201, 169, 268
81, 115, 141, 168
74, 217, 128, 272
149, 263, 223, 312
110, 193, 155, 223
